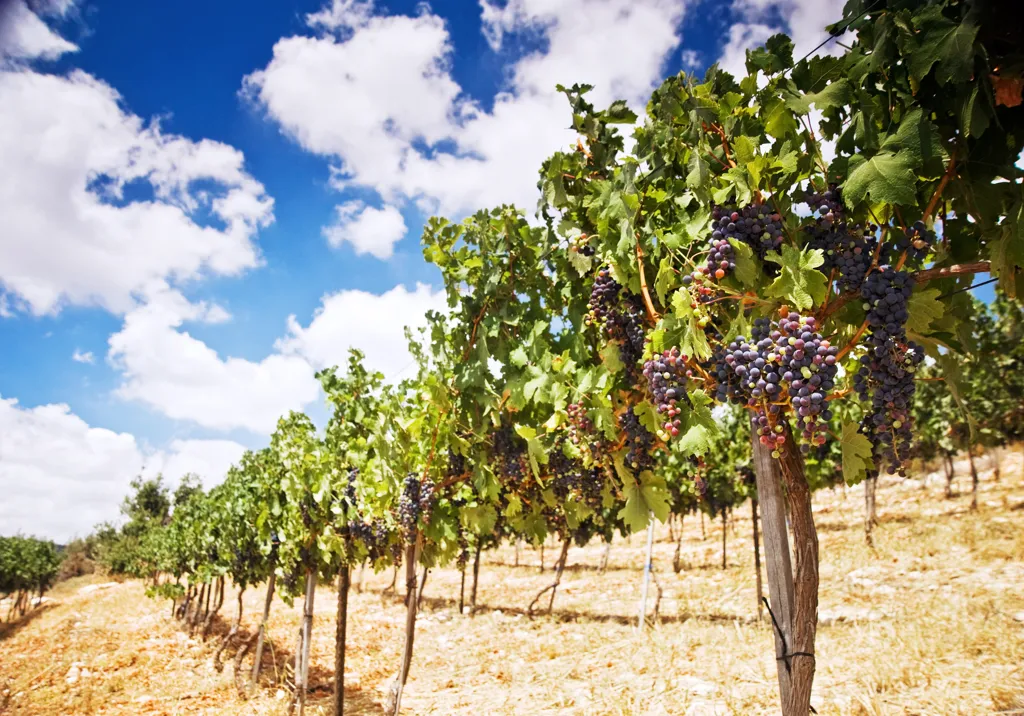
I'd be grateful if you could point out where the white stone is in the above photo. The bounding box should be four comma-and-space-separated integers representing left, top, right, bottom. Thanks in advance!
1013, 611, 1024, 623
676, 676, 718, 697
275, 689, 286, 700
133, 695, 154, 704
78, 582, 120, 595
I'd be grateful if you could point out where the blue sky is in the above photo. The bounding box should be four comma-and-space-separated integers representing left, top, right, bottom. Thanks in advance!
0, 0, 853, 540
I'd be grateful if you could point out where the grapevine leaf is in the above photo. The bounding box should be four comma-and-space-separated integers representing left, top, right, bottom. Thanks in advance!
677, 423, 714, 456
906, 287, 945, 335
785, 78, 852, 115
762, 96, 799, 139
764, 245, 827, 311
633, 400, 660, 436
840, 421, 874, 486
988, 217, 1024, 299
639, 473, 671, 523
843, 150, 918, 207
686, 151, 711, 190
599, 342, 624, 373
745, 34, 794, 75
936, 354, 978, 438
509, 345, 529, 368
908, 8, 979, 86
670, 288, 713, 361
567, 247, 594, 276
728, 237, 762, 289
618, 481, 651, 533
655, 256, 677, 305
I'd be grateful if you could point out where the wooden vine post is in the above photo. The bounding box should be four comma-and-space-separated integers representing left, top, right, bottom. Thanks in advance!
334, 566, 350, 716
250, 571, 277, 688
386, 537, 422, 716
750, 422, 796, 710
751, 497, 763, 620
636, 514, 656, 630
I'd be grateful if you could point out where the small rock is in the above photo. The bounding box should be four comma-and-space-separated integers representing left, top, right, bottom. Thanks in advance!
1013, 611, 1024, 623
275, 689, 286, 700
684, 699, 729, 715
133, 695, 154, 704
78, 582, 120, 595
676, 676, 717, 697
64, 666, 80, 685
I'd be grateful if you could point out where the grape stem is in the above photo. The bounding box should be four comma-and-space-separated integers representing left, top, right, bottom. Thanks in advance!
820, 260, 991, 321
702, 122, 737, 168
635, 242, 660, 322
923, 148, 958, 224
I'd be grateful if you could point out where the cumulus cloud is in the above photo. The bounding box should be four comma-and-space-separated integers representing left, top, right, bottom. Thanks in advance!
323, 201, 407, 258
0, 0, 77, 61
717, 0, 849, 77
0, 395, 246, 542
106, 282, 446, 432
244, 0, 689, 219
107, 287, 320, 434
277, 282, 446, 382
71, 349, 94, 364
0, 68, 273, 316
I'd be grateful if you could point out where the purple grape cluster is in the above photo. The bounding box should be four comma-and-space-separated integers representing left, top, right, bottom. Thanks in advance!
446, 448, 466, 478
802, 185, 879, 292
619, 406, 654, 475
347, 518, 390, 561
343, 467, 358, 507
397, 473, 422, 542
704, 234, 736, 280
708, 204, 785, 265
492, 424, 526, 483
565, 401, 594, 445
854, 268, 924, 475
586, 267, 647, 380
585, 267, 621, 328
883, 220, 934, 267
713, 314, 839, 456
643, 347, 689, 439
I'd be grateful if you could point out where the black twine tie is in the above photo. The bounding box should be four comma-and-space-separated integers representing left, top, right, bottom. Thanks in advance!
761, 597, 818, 714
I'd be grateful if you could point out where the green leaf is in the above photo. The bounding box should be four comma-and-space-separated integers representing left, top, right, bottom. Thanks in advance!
840, 421, 874, 486
617, 482, 649, 533
937, 353, 978, 438
745, 34, 794, 75
509, 345, 529, 368
908, 9, 979, 86
686, 151, 710, 190
764, 245, 827, 311
600, 341, 624, 374
567, 247, 594, 277
842, 150, 917, 208
728, 238, 762, 289
785, 78, 852, 115
906, 287, 944, 335
633, 400, 660, 436
762, 96, 798, 140
670, 288, 713, 361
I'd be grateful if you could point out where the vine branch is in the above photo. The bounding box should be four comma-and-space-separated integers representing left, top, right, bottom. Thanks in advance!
923, 148, 957, 224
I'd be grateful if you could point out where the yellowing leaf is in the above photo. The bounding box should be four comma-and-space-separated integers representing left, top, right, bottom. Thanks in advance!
840, 421, 874, 485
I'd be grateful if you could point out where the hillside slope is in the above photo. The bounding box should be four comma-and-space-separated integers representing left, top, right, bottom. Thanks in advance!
2, 454, 1023, 715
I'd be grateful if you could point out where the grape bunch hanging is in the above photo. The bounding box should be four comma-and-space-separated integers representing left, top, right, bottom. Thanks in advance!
802, 186, 878, 292
854, 268, 924, 475
565, 401, 594, 445
713, 313, 839, 457
398, 474, 422, 542
700, 204, 785, 282
642, 347, 690, 440
492, 423, 526, 483
586, 266, 646, 379
619, 406, 654, 475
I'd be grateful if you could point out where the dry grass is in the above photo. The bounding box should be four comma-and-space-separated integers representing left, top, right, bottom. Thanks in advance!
2, 450, 1023, 716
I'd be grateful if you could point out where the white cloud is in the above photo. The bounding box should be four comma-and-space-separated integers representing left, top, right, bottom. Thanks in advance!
145, 439, 247, 489
680, 48, 701, 70
718, 22, 776, 77
323, 201, 407, 258
245, 0, 689, 218
0, 68, 273, 316
277, 282, 446, 382
0, 0, 78, 62
718, 0, 849, 77
108, 287, 320, 434
0, 395, 246, 542
72, 349, 94, 364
